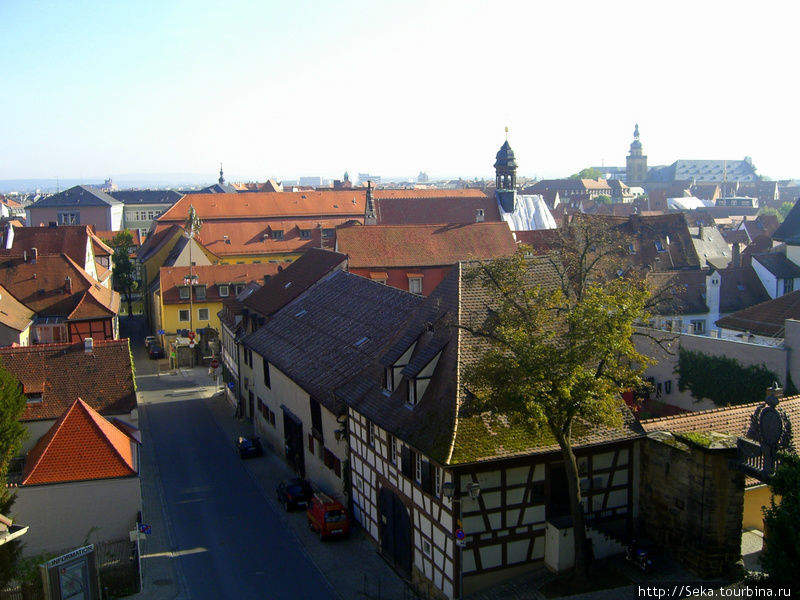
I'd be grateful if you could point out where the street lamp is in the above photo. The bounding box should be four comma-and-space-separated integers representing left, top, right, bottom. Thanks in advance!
184, 204, 202, 338
442, 479, 480, 599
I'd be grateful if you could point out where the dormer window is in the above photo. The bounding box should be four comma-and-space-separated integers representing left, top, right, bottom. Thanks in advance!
195, 285, 207, 300
655, 240, 666, 253
300, 229, 311, 240
179, 286, 190, 300
407, 380, 417, 406
272, 230, 284, 240
26, 394, 43, 404
383, 367, 393, 393
218, 284, 229, 297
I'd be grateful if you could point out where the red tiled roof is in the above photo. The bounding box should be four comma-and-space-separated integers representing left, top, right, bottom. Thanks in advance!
373, 192, 500, 226
337, 222, 517, 268
158, 191, 366, 222
0, 254, 119, 318
137, 224, 183, 262
716, 289, 800, 337
22, 398, 138, 485
189, 219, 336, 256
0, 283, 34, 332
372, 189, 488, 200
0, 225, 107, 266
160, 262, 283, 304
0, 339, 137, 421
242, 248, 348, 317
641, 396, 800, 442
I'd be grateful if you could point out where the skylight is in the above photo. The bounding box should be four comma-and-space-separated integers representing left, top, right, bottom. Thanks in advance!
295, 310, 307, 317
354, 337, 369, 347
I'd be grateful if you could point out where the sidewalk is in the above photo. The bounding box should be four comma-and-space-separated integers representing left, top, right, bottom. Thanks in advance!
131, 365, 411, 600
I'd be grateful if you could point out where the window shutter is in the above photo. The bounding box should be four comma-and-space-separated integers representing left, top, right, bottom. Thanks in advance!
421, 460, 433, 494
401, 446, 412, 479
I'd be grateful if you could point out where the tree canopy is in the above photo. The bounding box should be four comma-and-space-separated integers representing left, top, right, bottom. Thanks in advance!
109, 230, 139, 317
761, 452, 800, 594
568, 167, 604, 180
463, 219, 652, 581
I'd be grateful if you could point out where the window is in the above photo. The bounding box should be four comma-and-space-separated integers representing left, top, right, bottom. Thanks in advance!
300, 229, 311, 239
383, 367, 393, 392
179, 286, 190, 300
415, 453, 423, 484
408, 277, 423, 295
235, 284, 245, 295
665, 380, 672, 394
58, 211, 80, 225
433, 466, 441, 497
655, 240, 666, 253
272, 230, 284, 240
147, 210, 156, 220
195, 285, 206, 300
690, 319, 705, 334
322, 228, 335, 238
368, 422, 376, 447
784, 278, 794, 294
323, 448, 342, 477
263, 358, 271, 388
389, 435, 398, 464
218, 284, 229, 297
198, 308, 209, 321
422, 540, 432, 557
401, 446, 413, 479
179, 309, 190, 322
407, 380, 416, 406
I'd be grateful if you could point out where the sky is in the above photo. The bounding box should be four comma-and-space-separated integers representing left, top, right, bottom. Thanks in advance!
2, 0, 799, 184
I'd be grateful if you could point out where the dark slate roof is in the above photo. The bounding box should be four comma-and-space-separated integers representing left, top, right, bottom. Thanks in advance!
337, 259, 644, 466
29, 185, 121, 208
646, 270, 709, 315
716, 289, 800, 337
751, 253, 800, 278
109, 190, 183, 205
718, 267, 770, 313
668, 160, 759, 183
494, 140, 517, 169
772, 200, 800, 244
374, 193, 501, 226
242, 248, 348, 318
136, 224, 182, 262
241, 270, 422, 414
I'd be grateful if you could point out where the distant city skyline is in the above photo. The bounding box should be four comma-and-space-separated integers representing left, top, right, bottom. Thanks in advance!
3, 1, 799, 183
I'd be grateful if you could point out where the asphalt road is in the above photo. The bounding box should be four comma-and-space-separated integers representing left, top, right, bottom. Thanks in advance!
125, 318, 337, 600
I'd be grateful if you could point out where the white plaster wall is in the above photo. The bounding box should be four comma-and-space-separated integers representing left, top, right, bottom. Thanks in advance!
14, 476, 141, 556
752, 258, 779, 299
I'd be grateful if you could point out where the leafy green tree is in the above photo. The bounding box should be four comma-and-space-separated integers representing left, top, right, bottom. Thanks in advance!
759, 207, 781, 222
779, 201, 795, 221
569, 167, 604, 180
110, 230, 139, 317
595, 194, 612, 205
0, 360, 28, 586
761, 452, 800, 594
463, 220, 652, 582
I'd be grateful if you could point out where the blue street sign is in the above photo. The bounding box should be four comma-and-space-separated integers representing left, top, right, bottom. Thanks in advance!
138, 524, 152, 535
227, 381, 235, 390
157, 329, 165, 335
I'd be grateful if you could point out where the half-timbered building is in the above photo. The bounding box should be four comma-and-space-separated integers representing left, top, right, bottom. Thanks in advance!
336, 260, 643, 599
239, 270, 421, 499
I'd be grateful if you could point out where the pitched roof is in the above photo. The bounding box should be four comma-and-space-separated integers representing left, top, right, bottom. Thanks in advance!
641, 396, 800, 443
136, 223, 183, 262
22, 398, 138, 485
0, 224, 110, 266
28, 185, 121, 208
716, 289, 800, 337
183, 219, 336, 256
158, 190, 366, 222
337, 259, 644, 466
0, 339, 137, 421
336, 222, 517, 268
108, 190, 183, 205
0, 254, 119, 319
242, 248, 347, 318
159, 262, 283, 304
373, 191, 500, 225
242, 270, 423, 414
0, 283, 34, 332
751, 253, 800, 278
648, 267, 768, 316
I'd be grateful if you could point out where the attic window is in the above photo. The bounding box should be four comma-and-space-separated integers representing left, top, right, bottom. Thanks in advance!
300, 229, 311, 239
179, 286, 190, 300
354, 336, 369, 347
295, 309, 307, 317
26, 394, 43, 404
272, 230, 284, 240
655, 241, 666, 253
284, 282, 292, 289
218, 284, 229, 297
322, 229, 335, 238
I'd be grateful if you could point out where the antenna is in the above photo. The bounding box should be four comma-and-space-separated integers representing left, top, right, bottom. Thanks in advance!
505, 126, 509, 140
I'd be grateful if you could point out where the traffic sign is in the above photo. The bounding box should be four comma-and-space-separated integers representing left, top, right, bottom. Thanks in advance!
157, 329, 165, 335
188, 331, 196, 340
138, 523, 152, 535
189, 340, 196, 348
455, 528, 465, 541
227, 381, 235, 390
210, 358, 219, 369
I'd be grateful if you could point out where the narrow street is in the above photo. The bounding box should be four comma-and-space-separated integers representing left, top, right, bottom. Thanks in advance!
124, 317, 338, 600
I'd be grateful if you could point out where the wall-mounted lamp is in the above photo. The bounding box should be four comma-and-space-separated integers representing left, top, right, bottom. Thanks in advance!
466, 482, 481, 500
334, 428, 347, 442
442, 482, 455, 500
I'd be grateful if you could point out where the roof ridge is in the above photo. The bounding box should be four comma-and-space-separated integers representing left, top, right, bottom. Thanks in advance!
22, 398, 82, 483
641, 394, 800, 424
78, 398, 138, 467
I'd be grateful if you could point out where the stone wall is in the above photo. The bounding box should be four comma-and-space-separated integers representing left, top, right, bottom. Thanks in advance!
639, 432, 744, 577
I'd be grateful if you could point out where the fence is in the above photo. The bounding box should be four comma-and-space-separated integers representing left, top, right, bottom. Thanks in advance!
1, 538, 139, 600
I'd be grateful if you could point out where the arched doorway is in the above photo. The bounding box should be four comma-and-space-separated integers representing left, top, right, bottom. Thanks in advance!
379, 487, 412, 578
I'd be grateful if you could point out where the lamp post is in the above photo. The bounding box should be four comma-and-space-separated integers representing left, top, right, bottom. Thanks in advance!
184, 204, 202, 338
442, 479, 480, 600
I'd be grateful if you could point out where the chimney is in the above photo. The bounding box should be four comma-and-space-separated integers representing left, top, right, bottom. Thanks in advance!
364, 181, 376, 225
84, 337, 94, 354
31, 248, 37, 264
475, 208, 485, 223
732, 242, 741, 268
23, 250, 27, 263
4, 222, 13, 250
65, 275, 72, 294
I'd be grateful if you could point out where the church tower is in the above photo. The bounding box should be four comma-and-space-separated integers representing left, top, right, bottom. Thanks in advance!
495, 134, 518, 213
625, 124, 647, 187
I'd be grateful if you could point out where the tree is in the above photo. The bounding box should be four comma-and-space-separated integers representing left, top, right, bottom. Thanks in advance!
759, 207, 782, 222
569, 167, 604, 180
595, 194, 612, 205
110, 230, 139, 317
463, 219, 652, 583
0, 360, 28, 586
761, 452, 800, 594
779, 201, 794, 221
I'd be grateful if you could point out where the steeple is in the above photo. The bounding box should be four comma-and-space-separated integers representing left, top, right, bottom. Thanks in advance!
494, 129, 518, 212
626, 124, 647, 187
218, 163, 225, 186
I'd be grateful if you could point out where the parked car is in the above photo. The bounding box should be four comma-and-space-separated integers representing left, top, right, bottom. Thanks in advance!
148, 344, 165, 359
276, 478, 314, 511
144, 335, 157, 348
307, 493, 350, 540
236, 436, 263, 459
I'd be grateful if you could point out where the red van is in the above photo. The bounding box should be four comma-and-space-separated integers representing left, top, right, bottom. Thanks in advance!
306, 492, 350, 540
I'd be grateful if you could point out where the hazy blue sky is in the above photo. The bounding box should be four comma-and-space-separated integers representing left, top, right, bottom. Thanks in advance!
2, 1, 798, 183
